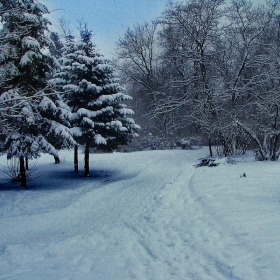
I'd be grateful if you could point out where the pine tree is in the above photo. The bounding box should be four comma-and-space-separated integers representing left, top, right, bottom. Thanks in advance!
0, 0, 75, 187
51, 32, 80, 171
52, 25, 139, 176
49, 32, 64, 60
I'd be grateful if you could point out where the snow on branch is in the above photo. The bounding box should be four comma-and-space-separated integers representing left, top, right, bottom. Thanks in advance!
71, 127, 83, 137
106, 120, 128, 132
63, 84, 79, 92
92, 92, 131, 106
94, 134, 107, 145
39, 96, 56, 111
22, 36, 40, 50
119, 108, 135, 115
19, 50, 41, 66
81, 117, 95, 128
73, 106, 114, 120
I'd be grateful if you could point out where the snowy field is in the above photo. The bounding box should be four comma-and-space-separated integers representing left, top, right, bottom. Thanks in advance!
0, 147, 280, 280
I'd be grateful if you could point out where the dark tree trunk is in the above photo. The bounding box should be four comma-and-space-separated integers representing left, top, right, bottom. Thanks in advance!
271, 105, 279, 161
84, 144, 90, 177
74, 144, 78, 173
54, 155, 60, 164
208, 134, 213, 157
25, 157, 29, 170
20, 156, 27, 188
271, 134, 279, 161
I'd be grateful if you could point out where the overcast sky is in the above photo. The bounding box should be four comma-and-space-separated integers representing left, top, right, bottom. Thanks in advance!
40, 0, 168, 58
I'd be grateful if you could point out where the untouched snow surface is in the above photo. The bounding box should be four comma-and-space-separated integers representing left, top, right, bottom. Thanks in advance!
0, 148, 280, 279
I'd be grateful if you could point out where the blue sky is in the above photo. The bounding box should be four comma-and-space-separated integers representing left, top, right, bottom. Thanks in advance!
41, 0, 168, 58
40, 0, 266, 59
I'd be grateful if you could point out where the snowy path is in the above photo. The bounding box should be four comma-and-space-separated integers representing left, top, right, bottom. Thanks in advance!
0, 149, 280, 279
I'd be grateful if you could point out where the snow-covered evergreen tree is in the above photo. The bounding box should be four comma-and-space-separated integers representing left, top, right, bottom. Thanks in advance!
51, 26, 139, 176
0, 0, 75, 186
49, 32, 64, 60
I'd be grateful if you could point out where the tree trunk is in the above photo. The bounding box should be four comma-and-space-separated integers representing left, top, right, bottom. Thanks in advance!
74, 144, 78, 173
271, 104, 279, 161
20, 156, 27, 188
271, 134, 279, 161
25, 157, 29, 170
236, 121, 267, 160
84, 144, 90, 177
208, 134, 213, 157
54, 155, 60, 164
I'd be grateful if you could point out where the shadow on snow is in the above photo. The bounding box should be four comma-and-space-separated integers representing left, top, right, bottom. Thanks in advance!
0, 165, 141, 192
0, 167, 119, 192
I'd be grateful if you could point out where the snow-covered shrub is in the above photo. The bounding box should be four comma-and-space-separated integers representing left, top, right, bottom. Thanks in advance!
195, 157, 219, 168
176, 137, 197, 149
117, 133, 201, 152
117, 133, 174, 152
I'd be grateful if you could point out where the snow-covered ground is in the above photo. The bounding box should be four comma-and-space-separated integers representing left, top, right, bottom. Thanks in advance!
0, 148, 280, 280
